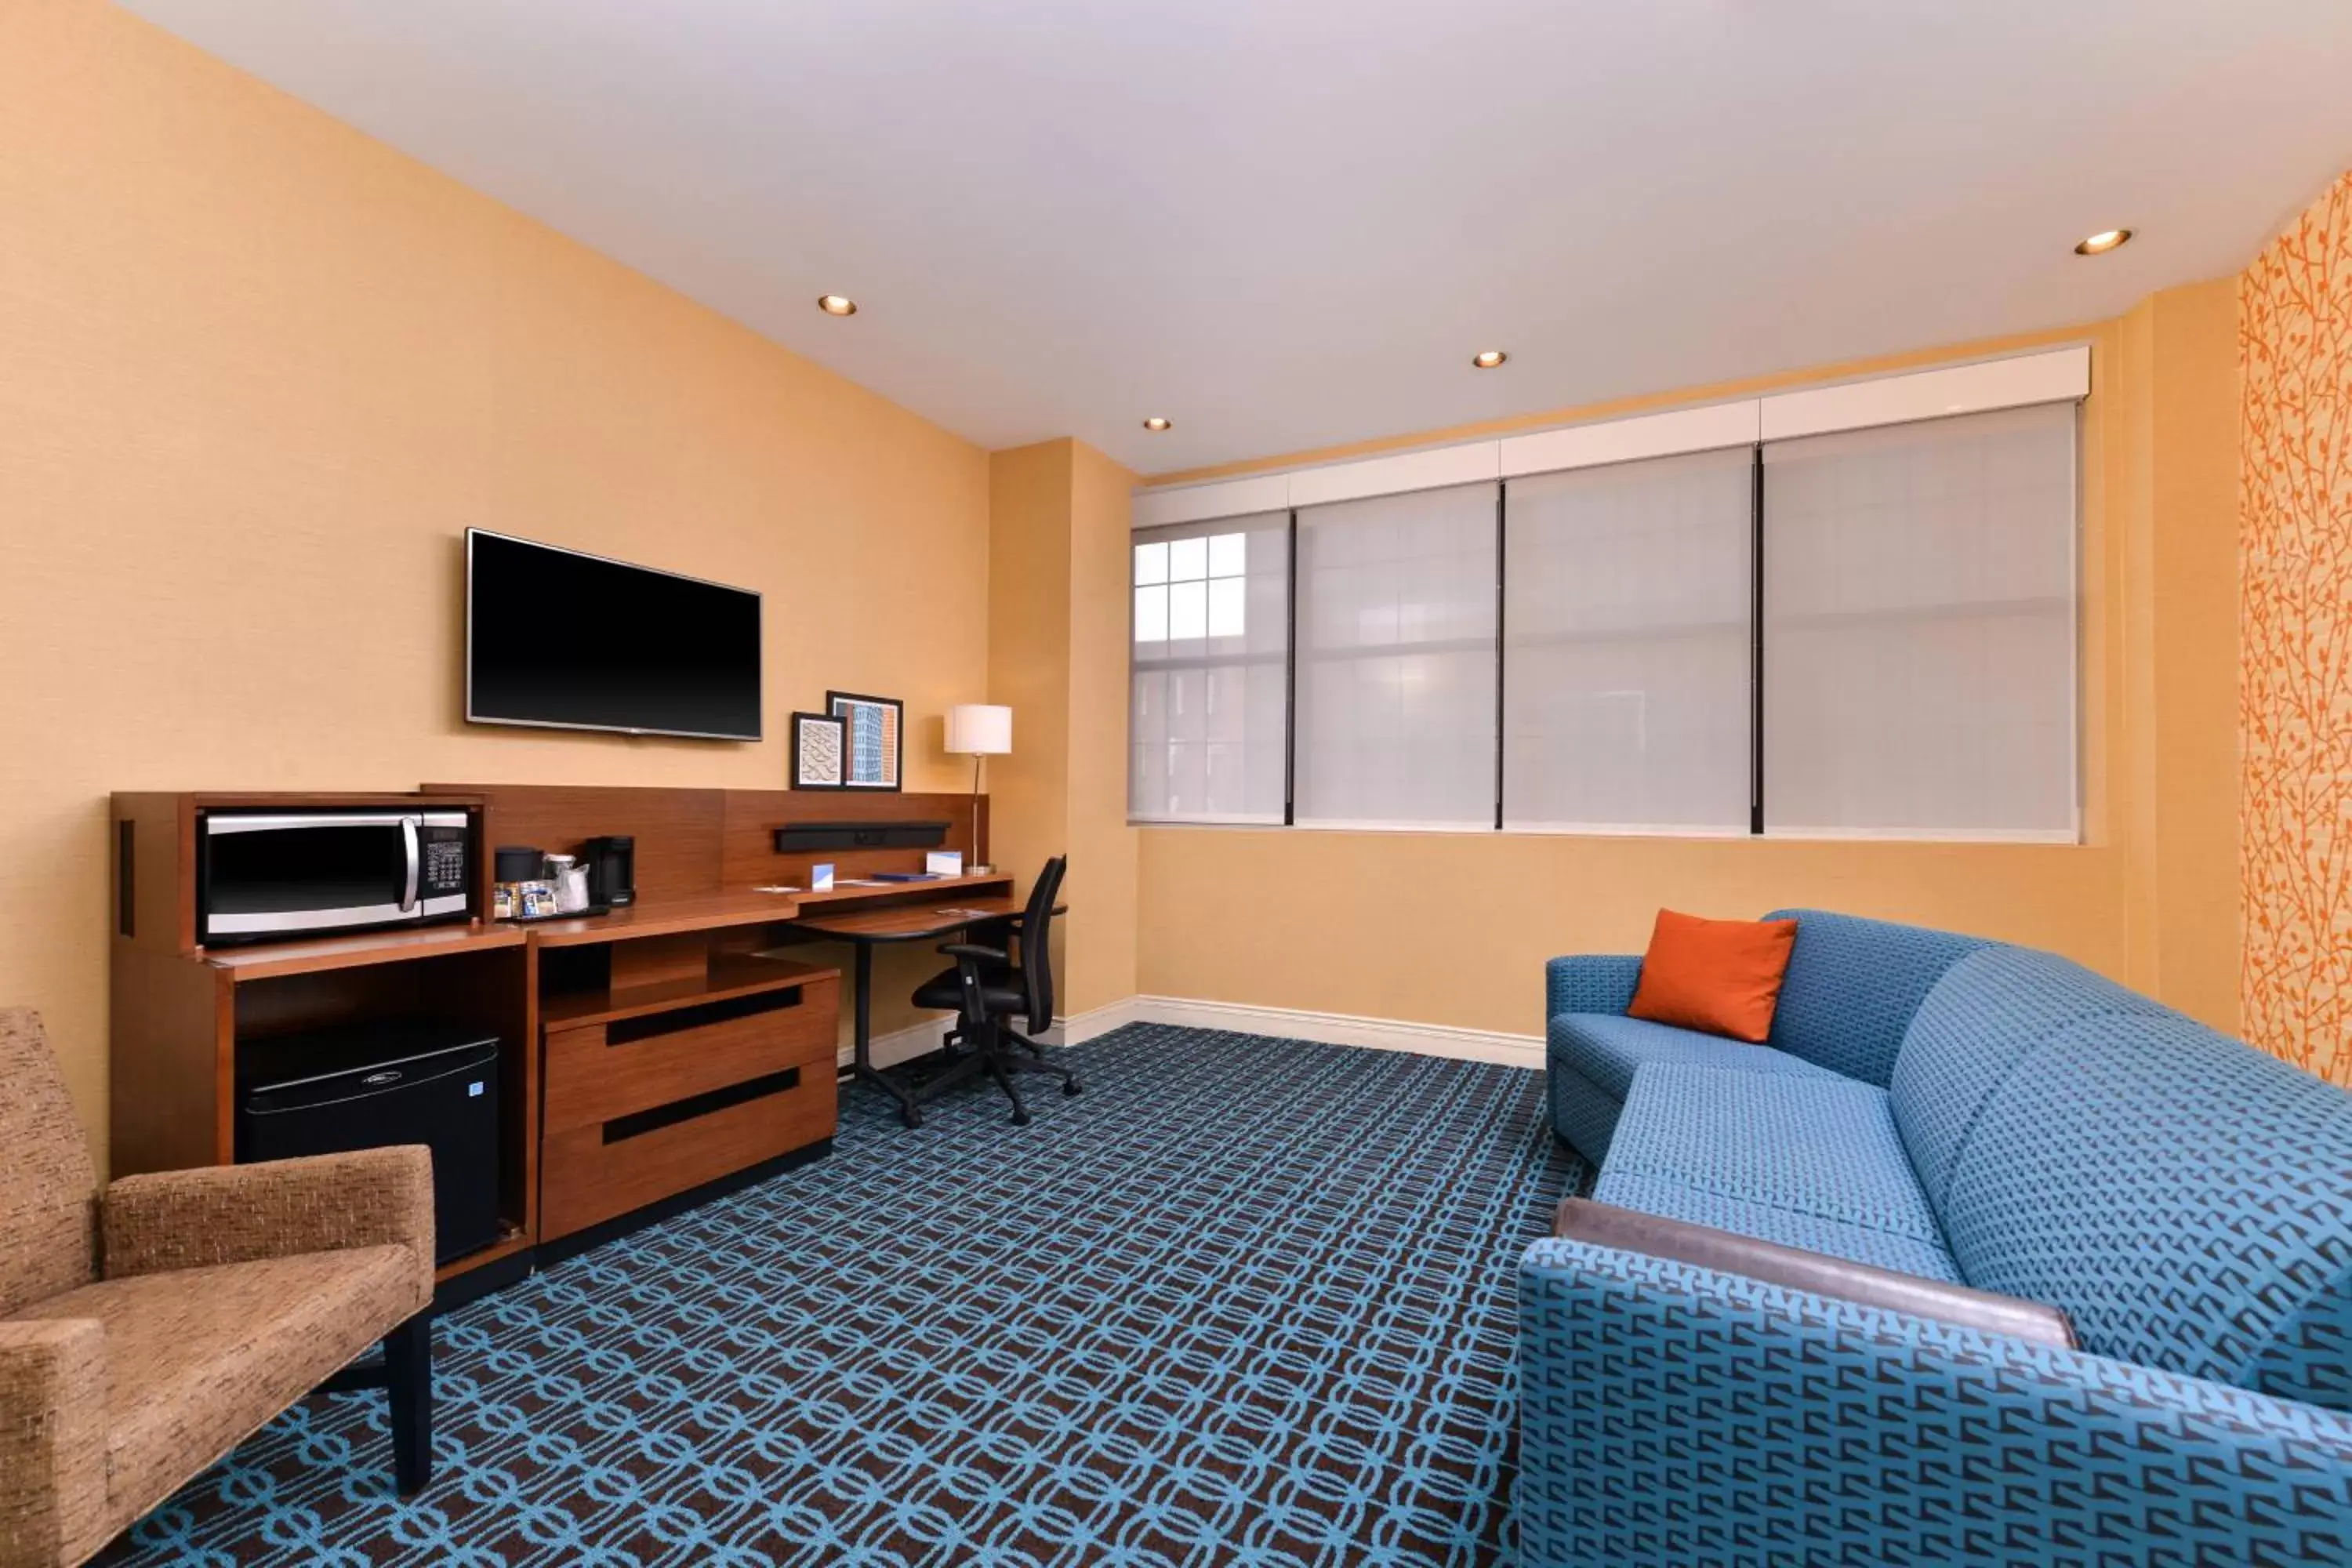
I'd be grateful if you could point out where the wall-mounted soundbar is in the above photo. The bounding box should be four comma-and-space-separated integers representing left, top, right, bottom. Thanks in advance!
773, 820, 950, 853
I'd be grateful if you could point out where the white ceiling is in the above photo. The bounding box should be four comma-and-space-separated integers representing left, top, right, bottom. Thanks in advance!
122, 0, 2352, 476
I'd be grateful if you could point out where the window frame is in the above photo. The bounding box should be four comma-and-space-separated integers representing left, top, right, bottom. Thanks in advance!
1127, 366, 2086, 845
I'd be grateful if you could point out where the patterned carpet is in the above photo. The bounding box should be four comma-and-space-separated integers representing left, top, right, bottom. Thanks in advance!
101, 1025, 1582, 1567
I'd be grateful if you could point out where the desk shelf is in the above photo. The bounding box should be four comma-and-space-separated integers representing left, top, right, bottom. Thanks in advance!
542, 953, 840, 1032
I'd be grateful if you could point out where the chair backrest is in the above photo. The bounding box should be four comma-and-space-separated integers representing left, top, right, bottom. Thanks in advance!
1018, 856, 1066, 1033
0, 1008, 100, 1314
1759, 909, 1994, 1086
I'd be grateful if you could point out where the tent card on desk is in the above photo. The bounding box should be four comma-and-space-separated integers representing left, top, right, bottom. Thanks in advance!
811, 863, 833, 892
926, 850, 964, 877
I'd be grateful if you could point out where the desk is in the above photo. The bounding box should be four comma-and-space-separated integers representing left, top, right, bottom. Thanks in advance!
780, 895, 1039, 1123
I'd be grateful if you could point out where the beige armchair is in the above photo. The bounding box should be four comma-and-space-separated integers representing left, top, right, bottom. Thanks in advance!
0, 1009, 437, 1568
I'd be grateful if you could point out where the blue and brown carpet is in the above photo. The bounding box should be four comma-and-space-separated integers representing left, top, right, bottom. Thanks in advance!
103, 1025, 1582, 1566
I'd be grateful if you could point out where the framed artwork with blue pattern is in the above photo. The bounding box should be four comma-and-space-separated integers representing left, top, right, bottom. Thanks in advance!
826, 691, 902, 791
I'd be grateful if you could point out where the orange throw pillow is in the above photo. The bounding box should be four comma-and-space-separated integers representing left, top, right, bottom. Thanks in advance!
1625, 908, 1798, 1044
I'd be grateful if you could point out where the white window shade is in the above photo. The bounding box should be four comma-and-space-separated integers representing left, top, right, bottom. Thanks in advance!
1504, 448, 1755, 831
1762, 402, 2077, 837
1131, 511, 1289, 823
1294, 483, 1498, 827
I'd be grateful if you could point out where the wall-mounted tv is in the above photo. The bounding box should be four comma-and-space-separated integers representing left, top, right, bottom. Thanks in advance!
466, 529, 762, 741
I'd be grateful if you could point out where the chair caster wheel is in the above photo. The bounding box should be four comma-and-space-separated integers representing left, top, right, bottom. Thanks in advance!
1063, 1079, 1083, 1096
1011, 1110, 1032, 1127
902, 1109, 924, 1129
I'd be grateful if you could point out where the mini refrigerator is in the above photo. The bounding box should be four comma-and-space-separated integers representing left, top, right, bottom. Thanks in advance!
236, 1021, 502, 1264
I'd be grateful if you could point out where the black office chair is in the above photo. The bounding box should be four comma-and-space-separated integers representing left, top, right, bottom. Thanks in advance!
905, 855, 1079, 1126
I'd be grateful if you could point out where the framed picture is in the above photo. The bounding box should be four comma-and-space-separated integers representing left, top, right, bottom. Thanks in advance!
827, 691, 903, 791
790, 711, 847, 790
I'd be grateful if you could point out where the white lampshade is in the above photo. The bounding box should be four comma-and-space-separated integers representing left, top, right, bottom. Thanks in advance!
946, 703, 1012, 756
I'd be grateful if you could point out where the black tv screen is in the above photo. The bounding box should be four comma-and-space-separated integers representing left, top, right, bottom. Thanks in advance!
466, 530, 762, 740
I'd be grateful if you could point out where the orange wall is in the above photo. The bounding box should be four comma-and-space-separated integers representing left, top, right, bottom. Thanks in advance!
986, 439, 1139, 1015
0, 0, 993, 1161
2242, 170, 2352, 1087
1135, 300, 2246, 1043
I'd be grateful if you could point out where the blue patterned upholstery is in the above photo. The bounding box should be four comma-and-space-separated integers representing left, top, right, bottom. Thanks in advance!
1528, 911, 2352, 1558
1518, 1238, 2352, 1565
1759, 907, 1993, 1086
1549, 1014, 1833, 1105
1546, 1055, 1624, 1166
1595, 1172, 1964, 1281
1941, 1011, 2352, 1410
1545, 1015, 1833, 1165
1889, 945, 2169, 1210
1598, 1065, 1962, 1281
1544, 953, 1642, 1018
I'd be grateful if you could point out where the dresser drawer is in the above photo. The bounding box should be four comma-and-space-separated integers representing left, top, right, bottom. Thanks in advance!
539, 1064, 836, 1241
543, 978, 837, 1135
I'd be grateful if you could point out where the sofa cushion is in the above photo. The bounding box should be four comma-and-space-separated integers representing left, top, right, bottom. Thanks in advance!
1550, 1013, 1836, 1105
1597, 1063, 1962, 1282
1888, 946, 2169, 1211
1759, 909, 1994, 1087
1941, 1011, 2352, 1410
1625, 909, 1798, 1043
11, 1245, 422, 1518
1593, 1174, 1964, 1282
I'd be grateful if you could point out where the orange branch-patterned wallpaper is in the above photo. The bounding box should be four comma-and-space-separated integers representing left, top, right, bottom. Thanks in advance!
2241, 170, 2352, 1088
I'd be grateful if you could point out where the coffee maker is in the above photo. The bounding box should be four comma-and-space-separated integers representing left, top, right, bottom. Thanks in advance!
581, 835, 636, 907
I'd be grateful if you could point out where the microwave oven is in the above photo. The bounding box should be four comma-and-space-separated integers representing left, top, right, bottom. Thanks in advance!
198, 809, 474, 945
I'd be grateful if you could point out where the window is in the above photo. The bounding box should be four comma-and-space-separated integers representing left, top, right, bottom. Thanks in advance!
1504, 448, 1755, 831
1762, 403, 2076, 837
1294, 483, 1497, 827
1124, 352, 2085, 840
1130, 514, 1288, 822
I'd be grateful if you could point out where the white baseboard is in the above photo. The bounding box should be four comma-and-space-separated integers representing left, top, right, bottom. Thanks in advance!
1061, 994, 1546, 1070
848, 995, 1544, 1072
837, 1016, 953, 1072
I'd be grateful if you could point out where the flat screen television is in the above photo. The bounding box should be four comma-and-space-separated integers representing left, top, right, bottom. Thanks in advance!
466, 529, 763, 740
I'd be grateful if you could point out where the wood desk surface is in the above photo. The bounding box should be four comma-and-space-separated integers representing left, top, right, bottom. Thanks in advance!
782, 895, 1032, 942
791, 872, 1013, 908
525, 891, 805, 947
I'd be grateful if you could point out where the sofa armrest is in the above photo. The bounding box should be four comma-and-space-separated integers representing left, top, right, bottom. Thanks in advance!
1517, 1237, 2352, 1566
0, 1319, 110, 1568
101, 1145, 435, 1287
1553, 1196, 2076, 1348
1544, 954, 1641, 1020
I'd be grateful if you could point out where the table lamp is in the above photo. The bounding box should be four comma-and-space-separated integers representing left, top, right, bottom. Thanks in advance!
946, 703, 1011, 874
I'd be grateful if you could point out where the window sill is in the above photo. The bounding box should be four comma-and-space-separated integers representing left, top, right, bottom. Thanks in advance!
1129, 818, 2085, 847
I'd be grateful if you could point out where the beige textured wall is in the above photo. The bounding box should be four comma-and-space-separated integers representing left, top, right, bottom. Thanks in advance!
0, 0, 991, 1161
1136, 303, 2246, 1039
985, 439, 1138, 1017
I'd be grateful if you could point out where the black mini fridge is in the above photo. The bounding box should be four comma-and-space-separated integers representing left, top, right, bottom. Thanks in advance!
236, 1022, 501, 1264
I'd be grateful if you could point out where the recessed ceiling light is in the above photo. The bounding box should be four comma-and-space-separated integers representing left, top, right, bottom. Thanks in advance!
1472, 349, 1508, 369
1142, 416, 1172, 432
2074, 229, 2132, 256
817, 293, 858, 315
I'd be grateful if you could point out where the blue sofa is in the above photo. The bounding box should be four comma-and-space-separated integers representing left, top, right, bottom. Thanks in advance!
1523, 909, 2352, 1565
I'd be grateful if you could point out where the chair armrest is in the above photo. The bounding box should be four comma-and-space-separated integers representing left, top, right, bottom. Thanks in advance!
0, 1319, 109, 1567
1517, 1236, 2352, 1565
1544, 954, 1641, 1020
101, 1145, 435, 1285
938, 942, 1009, 965
1553, 1197, 2077, 1348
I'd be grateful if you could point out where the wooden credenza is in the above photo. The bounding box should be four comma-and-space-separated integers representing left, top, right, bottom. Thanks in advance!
111, 781, 994, 1299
